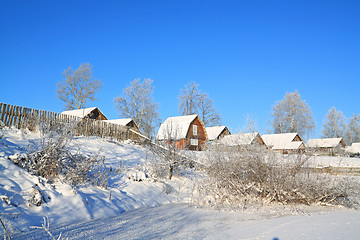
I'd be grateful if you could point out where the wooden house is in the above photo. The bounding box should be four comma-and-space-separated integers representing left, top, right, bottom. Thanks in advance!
61, 107, 107, 120
261, 133, 305, 153
220, 132, 266, 147
156, 114, 208, 151
206, 126, 231, 142
105, 118, 141, 134
345, 143, 360, 157
307, 138, 346, 155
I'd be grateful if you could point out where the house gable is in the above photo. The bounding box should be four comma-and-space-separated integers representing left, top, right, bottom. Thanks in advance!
206, 126, 231, 141
61, 107, 107, 120
156, 115, 207, 150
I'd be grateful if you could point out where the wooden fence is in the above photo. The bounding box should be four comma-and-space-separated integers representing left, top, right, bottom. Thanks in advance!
0, 102, 141, 142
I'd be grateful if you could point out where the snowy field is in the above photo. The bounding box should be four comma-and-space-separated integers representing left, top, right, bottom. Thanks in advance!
13, 204, 360, 240
1, 127, 360, 239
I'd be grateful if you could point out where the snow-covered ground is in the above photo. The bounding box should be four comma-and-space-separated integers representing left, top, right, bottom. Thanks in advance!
1, 127, 360, 239
0, 127, 191, 235
13, 204, 360, 239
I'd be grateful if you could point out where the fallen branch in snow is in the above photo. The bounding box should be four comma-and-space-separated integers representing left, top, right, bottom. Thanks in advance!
30, 217, 62, 240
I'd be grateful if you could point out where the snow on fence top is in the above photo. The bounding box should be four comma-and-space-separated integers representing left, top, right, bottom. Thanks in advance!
206, 126, 227, 141
307, 138, 346, 148
157, 114, 198, 140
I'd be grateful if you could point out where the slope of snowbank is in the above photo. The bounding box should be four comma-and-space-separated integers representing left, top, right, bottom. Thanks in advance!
0, 127, 190, 234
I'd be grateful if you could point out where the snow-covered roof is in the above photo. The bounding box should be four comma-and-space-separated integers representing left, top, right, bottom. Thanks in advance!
206, 126, 227, 141
307, 138, 345, 148
61, 107, 99, 118
157, 115, 199, 140
272, 141, 305, 150
345, 143, 360, 154
220, 132, 260, 146
261, 133, 301, 149
104, 118, 133, 126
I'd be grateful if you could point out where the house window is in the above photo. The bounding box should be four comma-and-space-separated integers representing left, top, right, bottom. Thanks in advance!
191, 139, 198, 146
193, 125, 197, 135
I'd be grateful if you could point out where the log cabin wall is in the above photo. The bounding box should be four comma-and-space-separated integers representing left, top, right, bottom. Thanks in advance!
185, 117, 207, 151
217, 127, 231, 140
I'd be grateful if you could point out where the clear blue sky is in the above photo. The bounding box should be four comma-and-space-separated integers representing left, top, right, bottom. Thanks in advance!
1, 0, 359, 138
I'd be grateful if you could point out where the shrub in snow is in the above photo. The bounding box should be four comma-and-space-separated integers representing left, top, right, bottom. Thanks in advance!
126, 169, 147, 181
28, 184, 47, 207
9, 122, 109, 188
195, 144, 358, 208
146, 142, 195, 180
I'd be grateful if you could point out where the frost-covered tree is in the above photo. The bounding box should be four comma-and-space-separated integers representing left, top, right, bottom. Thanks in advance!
57, 63, 102, 110
345, 114, 360, 145
243, 113, 258, 133
114, 78, 160, 138
178, 82, 221, 127
270, 91, 315, 138
197, 92, 221, 127
178, 82, 200, 115
321, 107, 346, 138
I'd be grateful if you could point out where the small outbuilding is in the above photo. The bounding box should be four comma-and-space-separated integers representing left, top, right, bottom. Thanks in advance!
156, 114, 208, 151
345, 143, 360, 157
104, 118, 141, 134
261, 133, 305, 153
220, 132, 266, 147
61, 107, 107, 120
206, 126, 231, 142
307, 138, 346, 155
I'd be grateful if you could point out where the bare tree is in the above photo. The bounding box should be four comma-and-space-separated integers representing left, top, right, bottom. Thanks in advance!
197, 92, 221, 127
57, 63, 102, 110
178, 82, 221, 126
321, 107, 346, 138
178, 82, 200, 115
243, 113, 258, 133
345, 113, 360, 145
114, 78, 160, 138
270, 90, 315, 138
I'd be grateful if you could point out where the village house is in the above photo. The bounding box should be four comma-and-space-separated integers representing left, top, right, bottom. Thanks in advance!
104, 118, 141, 134
345, 143, 360, 157
261, 133, 305, 154
61, 107, 107, 120
220, 132, 266, 147
156, 114, 208, 151
307, 138, 346, 155
206, 126, 231, 142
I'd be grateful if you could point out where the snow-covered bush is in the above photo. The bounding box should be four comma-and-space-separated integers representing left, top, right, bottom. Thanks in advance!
9, 122, 109, 188
196, 144, 358, 208
146, 143, 194, 180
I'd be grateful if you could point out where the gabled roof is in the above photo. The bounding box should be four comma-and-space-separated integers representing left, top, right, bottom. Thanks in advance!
105, 118, 133, 126
61, 107, 106, 119
261, 133, 302, 149
346, 143, 360, 154
307, 138, 346, 148
206, 126, 227, 141
272, 141, 305, 150
220, 132, 261, 146
157, 114, 200, 140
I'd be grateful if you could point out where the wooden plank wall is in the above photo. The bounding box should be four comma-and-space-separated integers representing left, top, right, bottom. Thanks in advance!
0, 102, 140, 142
